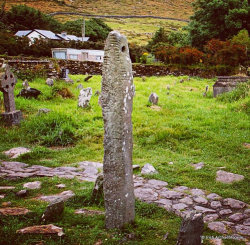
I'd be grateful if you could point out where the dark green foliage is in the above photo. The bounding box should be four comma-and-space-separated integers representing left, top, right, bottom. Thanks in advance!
63, 18, 112, 41
187, 0, 249, 48
217, 81, 250, 102
3, 5, 63, 33
21, 112, 78, 146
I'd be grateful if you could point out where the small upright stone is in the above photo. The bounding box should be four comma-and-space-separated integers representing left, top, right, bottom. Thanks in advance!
141, 163, 158, 175
0, 65, 22, 125
41, 198, 64, 222
22, 80, 30, 90
176, 212, 204, 245
77, 84, 83, 90
46, 78, 54, 86
101, 31, 135, 229
78, 88, 92, 108
149, 93, 159, 105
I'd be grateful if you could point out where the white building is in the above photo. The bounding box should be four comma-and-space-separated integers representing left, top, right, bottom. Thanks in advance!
15, 30, 89, 43
52, 48, 104, 62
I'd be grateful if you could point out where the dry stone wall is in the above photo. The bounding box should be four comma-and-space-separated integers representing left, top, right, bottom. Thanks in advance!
0, 57, 241, 78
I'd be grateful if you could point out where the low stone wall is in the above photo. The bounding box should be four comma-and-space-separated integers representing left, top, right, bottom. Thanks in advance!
213, 76, 249, 97
0, 57, 240, 79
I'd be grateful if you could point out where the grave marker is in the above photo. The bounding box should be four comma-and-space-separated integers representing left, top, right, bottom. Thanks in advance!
0, 65, 22, 125
101, 31, 135, 229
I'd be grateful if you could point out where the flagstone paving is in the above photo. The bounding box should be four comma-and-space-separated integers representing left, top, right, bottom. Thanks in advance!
0, 160, 249, 242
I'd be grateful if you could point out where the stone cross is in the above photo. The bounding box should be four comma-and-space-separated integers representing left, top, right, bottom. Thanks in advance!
101, 31, 135, 229
0, 65, 22, 125
0, 65, 17, 113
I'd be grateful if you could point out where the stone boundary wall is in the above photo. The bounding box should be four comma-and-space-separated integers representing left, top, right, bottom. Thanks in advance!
0, 57, 237, 78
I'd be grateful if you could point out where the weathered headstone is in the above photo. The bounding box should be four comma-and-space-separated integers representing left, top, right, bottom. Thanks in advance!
0, 65, 22, 125
78, 87, 92, 108
213, 76, 249, 97
149, 92, 159, 105
61, 68, 69, 79
101, 31, 135, 229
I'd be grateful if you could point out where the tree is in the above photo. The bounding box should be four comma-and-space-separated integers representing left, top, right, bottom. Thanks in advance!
4, 5, 63, 33
188, 0, 249, 48
231, 29, 250, 52
63, 18, 112, 41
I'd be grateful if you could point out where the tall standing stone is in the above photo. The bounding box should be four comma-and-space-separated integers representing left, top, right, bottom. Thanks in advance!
101, 31, 135, 229
0, 65, 22, 125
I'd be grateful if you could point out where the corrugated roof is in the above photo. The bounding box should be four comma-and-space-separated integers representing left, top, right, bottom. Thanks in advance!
57, 34, 90, 42
15, 30, 32, 37
34, 30, 62, 40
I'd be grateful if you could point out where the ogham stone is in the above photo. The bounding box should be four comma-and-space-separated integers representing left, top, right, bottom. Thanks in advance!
101, 31, 135, 229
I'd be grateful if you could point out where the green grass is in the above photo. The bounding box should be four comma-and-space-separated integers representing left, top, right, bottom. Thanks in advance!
0, 75, 249, 244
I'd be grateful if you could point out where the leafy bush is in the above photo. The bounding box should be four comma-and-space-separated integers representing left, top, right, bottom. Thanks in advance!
21, 112, 78, 146
217, 81, 250, 102
205, 39, 247, 66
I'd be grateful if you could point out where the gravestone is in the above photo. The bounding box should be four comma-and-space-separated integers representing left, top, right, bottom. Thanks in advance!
61, 68, 69, 79
101, 31, 135, 229
213, 76, 249, 97
0, 65, 22, 125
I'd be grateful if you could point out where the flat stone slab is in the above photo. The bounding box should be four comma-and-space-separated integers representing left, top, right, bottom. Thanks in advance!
179, 197, 193, 205
134, 187, 158, 202
37, 191, 75, 203
75, 209, 104, 215
219, 209, 232, 216
210, 201, 222, 209
228, 213, 245, 222
208, 222, 228, 234
235, 225, 250, 236
223, 198, 246, 209
193, 196, 208, 205
160, 190, 184, 199
1, 161, 28, 169
17, 224, 64, 237
194, 206, 216, 214
207, 193, 221, 200
23, 181, 41, 190
204, 214, 219, 223
147, 179, 168, 188
0, 207, 30, 216
216, 170, 244, 184
190, 188, 205, 196
0, 186, 15, 190
3, 147, 31, 159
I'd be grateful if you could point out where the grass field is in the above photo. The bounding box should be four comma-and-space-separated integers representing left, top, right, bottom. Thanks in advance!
55, 15, 186, 45
0, 75, 249, 244
5, 0, 194, 19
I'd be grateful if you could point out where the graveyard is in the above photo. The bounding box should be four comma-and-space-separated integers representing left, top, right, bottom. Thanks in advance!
0, 1, 249, 244
0, 65, 249, 244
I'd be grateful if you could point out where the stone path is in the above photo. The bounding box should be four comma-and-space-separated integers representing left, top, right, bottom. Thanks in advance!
0, 160, 249, 242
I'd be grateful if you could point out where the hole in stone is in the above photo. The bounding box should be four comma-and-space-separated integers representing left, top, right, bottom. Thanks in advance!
121, 46, 126, 52
10, 74, 13, 78
6, 85, 9, 89
11, 83, 14, 87
4, 75, 7, 80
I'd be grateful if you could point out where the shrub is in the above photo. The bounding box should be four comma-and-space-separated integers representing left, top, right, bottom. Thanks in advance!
21, 112, 78, 146
205, 39, 247, 66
